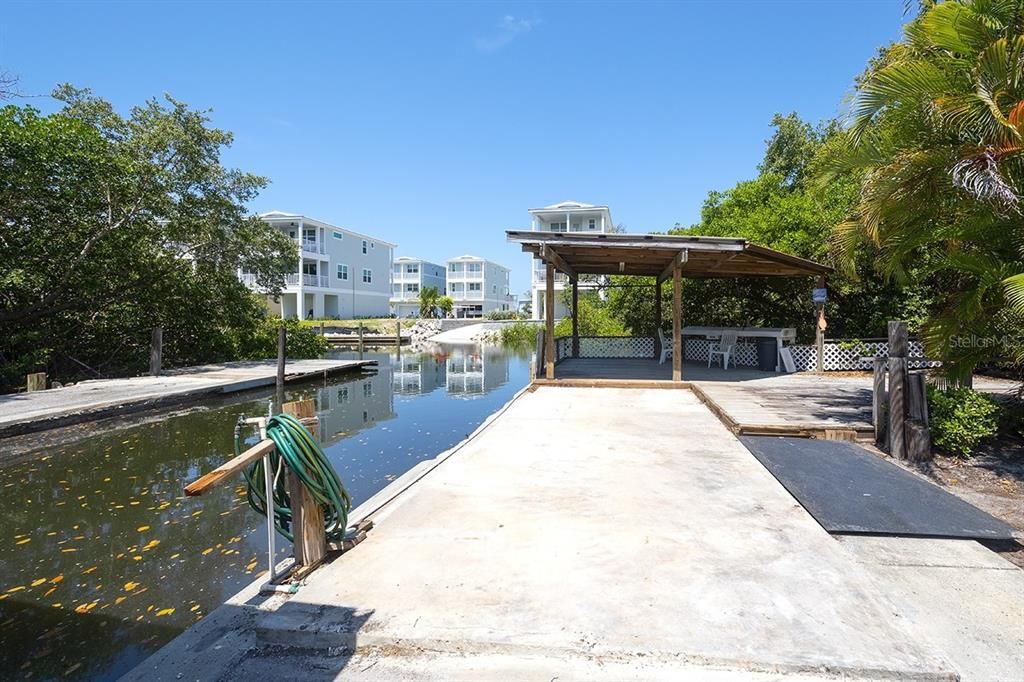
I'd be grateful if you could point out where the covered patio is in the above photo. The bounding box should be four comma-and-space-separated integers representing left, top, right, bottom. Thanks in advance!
506, 230, 832, 386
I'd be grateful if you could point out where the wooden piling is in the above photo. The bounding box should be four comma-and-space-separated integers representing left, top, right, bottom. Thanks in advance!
276, 326, 286, 391
282, 399, 326, 574
357, 324, 364, 359
26, 372, 46, 392
887, 321, 908, 460
149, 327, 163, 377
872, 357, 887, 445
906, 372, 932, 462
396, 320, 402, 358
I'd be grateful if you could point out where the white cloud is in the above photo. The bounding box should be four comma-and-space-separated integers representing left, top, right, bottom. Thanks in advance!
474, 15, 538, 53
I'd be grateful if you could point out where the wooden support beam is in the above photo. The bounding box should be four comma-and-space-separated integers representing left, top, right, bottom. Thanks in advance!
654, 281, 663, 357
540, 245, 577, 281
906, 372, 932, 462
276, 325, 286, 391
672, 260, 682, 382
185, 438, 276, 497
545, 262, 555, 380
571, 279, 579, 358
657, 250, 688, 284
814, 275, 826, 373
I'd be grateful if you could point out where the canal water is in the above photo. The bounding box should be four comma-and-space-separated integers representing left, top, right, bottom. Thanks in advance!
0, 343, 530, 681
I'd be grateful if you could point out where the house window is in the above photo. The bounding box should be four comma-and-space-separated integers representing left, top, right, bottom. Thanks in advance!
492, 285, 497, 293
468, 282, 482, 292
337, 264, 349, 280
337, 387, 349, 403
303, 228, 316, 241
588, 219, 596, 230
303, 263, 318, 275
449, 263, 458, 272
362, 268, 372, 283
572, 222, 580, 231
406, 264, 419, 274
361, 240, 368, 254
405, 283, 419, 293
467, 262, 482, 274
333, 231, 343, 240
363, 381, 373, 398
550, 222, 567, 232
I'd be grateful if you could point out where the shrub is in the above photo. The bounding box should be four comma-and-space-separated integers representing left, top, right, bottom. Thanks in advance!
927, 386, 1001, 458
232, 318, 327, 360
499, 321, 542, 349
486, 310, 520, 320
553, 297, 628, 337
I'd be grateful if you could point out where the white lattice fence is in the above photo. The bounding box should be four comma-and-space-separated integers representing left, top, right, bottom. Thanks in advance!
788, 340, 939, 371
578, 336, 655, 359
554, 337, 573, 362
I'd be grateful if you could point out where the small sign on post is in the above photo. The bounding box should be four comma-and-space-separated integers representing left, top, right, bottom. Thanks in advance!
812, 288, 828, 305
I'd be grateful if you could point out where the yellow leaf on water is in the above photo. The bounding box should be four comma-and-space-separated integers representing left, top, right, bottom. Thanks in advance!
132, 556, 142, 561
50, 575, 63, 584
44, 587, 56, 597
201, 548, 213, 555
124, 581, 139, 591
15, 538, 30, 545
245, 561, 258, 571
82, 566, 97, 575
61, 548, 76, 553
114, 596, 126, 605
74, 601, 98, 614
51, 602, 61, 608
136, 525, 150, 532
142, 540, 160, 551
6, 586, 25, 593
190, 604, 200, 612
155, 608, 175, 617
31, 578, 46, 587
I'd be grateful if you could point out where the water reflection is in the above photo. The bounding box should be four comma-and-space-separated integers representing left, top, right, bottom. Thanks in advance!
0, 343, 529, 681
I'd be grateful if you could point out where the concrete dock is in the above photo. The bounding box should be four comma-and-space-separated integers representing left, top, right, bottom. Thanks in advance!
0, 359, 375, 438
118, 385, 1024, 681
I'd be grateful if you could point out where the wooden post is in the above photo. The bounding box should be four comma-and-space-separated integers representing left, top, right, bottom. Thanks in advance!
395, 320, 402, 358
887, 321, 908, 459
282, 399, 326, 572
357, 324, 364, 359
319, 322, 324, 337
534, 329, 544, 380
672, 261, 682, 382
149, 327, 163, 377
872, 357, 887, 445
26, 372, 46, 392
814, 276, 826, 372
654, 280, 663, 359
545, 262, 555, 379
906, 372, 932, 462
571, 278, 579, 358
276, 325, 286, 393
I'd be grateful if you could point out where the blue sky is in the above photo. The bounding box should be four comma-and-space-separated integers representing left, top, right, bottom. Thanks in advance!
4, 1, 906, 295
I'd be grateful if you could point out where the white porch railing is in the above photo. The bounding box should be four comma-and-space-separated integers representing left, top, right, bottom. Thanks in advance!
284, 273, 329, 288
298, 238, 325, 255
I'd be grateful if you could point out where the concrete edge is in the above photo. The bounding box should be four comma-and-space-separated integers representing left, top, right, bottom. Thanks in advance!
0, 361, 376, 439
251, 629, 959, 682
119, 382, 532, 680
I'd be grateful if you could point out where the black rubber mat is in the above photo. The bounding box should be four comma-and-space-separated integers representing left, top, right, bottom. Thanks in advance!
741, 436, 1016, 540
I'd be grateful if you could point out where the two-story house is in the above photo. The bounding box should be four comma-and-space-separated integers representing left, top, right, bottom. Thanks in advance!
527, 200, 613, 320
390, 257, 447, 317
446, 255, 513, 318
241, 211, 395, 319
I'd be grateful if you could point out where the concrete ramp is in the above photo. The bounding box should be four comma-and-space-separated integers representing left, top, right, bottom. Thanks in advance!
253, 388, 954, 679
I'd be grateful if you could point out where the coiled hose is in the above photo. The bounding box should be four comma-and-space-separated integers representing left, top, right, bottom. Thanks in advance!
240, 413, 352, 542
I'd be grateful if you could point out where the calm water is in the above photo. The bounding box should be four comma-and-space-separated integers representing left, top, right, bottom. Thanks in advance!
0, 343, 530, 681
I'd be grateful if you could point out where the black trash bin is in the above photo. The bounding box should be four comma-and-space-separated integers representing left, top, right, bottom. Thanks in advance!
756, 337, 777, 371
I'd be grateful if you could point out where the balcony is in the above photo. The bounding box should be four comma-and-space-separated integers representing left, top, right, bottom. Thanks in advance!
298, 238, 326, 255
285, 273, 330, 288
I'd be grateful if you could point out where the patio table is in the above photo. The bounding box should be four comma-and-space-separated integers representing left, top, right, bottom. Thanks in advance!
681, 326, 796, 372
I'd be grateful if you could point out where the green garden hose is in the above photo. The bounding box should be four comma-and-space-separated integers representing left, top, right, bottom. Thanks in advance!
240, 412, 352, 542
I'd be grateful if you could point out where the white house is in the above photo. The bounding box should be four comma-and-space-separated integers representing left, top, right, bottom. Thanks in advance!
527, 200, 613, 320
390, 257, 447, 318
241, 211, 395, 319
446, 255, 513, 318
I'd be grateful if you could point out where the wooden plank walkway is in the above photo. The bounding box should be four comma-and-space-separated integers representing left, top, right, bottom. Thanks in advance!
0, 359, 375, 438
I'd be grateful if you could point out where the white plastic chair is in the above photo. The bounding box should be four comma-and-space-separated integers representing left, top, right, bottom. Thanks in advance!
707, 330, 738, 369
657, 327, 673, 365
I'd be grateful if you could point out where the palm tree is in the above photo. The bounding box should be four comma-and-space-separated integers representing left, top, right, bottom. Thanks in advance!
825, 0, 1024, 379
437, 295, 454, 318
418, 286, 441, 318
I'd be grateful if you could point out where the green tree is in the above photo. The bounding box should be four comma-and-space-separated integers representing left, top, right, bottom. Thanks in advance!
418, 286, 441, 318
826, 0, 1024, 379
437, 295, 454, 318
607, 114, 934, 341
0, 87, 300, 390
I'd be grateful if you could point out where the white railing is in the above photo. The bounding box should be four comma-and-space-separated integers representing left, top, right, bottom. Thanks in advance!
239, 273, 258, 288
284, 273, 329, 287
298, 238, 325, 255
